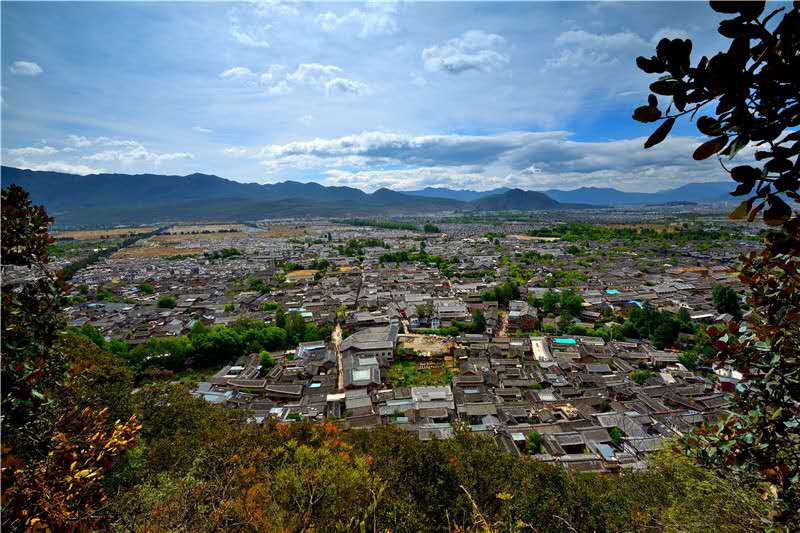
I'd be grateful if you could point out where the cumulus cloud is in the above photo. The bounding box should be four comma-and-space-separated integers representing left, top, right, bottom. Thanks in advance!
7, 160, 105, 175
5, 135, 195, 173
220, 66, 256, 80
5, 146, 59, 157
546, 30, 646, 69
225, 63, 369, 97
422, 30, 509, 74
9, 61, 43, 76
223, 147, 250, 157
325, 77, 370, 96
545, 27, 690, 70
252, 0, 300, 18
231, 26, 270, 48
316, 4, 398, 37
82, 143, 194, 166
241, 130, 753, 192
287, 63, 344, 84
651, 27, 692, 43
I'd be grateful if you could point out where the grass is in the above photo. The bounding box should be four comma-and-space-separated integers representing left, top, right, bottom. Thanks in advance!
389, 360, 453, 388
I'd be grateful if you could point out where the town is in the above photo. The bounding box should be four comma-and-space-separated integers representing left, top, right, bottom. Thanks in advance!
28, 206, 762, 474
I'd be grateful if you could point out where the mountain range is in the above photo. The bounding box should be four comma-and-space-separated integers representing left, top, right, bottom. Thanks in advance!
2, 166, 733, 227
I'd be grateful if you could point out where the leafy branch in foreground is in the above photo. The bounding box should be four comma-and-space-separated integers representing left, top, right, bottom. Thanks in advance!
633, 1, 799, 229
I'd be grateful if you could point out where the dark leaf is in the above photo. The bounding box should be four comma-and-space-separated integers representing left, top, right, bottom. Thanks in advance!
650, 79, 678, 95
697, 116, 723, 136
765, 158, 793, 173
633, 105, 661, 123
732, 182, 755, 196
763, 195, 792, 226
644, 118, 675, 149
648, 94, 657, 107
747, 201, 765, 222
729, 199, 753, 219
710, 1, 743, 13
731, 165, 761, 183
636, 56, 664, 74
693, 135, 728, 160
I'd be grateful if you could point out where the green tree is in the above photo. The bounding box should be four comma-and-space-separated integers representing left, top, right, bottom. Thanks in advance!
526, 431, 542, 454
712, 285, 742, 319
275, 307, 286, 329
542, 290, 559, 315
157, 295, 177, 309
137, 282, 155, 294
634, 9, 800, 517
259, 350, 276, 370
471, 309, 487, 333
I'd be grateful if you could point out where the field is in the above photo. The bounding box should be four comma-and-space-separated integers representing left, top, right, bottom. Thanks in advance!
112, 246, 204, 258
152, 232, 250, 243
509, 234, 560, 242
53, 227, 157, 240
397, 334, 455, 356
389, 360, 454, 387
286, 269, 319, 279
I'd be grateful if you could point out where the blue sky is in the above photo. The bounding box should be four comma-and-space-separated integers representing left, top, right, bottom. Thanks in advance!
0, 1, 765, 191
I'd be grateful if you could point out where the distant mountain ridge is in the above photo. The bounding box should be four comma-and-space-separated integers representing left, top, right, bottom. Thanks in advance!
404, 186, 511, 202
409, 182, 733, 205
2, 166, 732, 227
471, 189, 562, 211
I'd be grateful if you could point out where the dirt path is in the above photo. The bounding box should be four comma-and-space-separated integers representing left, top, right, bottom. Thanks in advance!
332, 323, 344, 391
497, 311, 508, 337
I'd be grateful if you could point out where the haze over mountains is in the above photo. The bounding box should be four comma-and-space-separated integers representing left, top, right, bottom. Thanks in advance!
3, 166, 732, 227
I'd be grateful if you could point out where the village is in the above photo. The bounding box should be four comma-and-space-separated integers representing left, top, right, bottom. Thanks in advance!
47, 208, 761, 473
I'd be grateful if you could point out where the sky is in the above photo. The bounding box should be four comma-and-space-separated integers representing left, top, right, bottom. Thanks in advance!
0, 1, 767, 192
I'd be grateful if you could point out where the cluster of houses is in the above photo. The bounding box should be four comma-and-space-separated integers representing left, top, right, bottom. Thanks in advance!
42, 216, 758, 471
194, 327, 726, 472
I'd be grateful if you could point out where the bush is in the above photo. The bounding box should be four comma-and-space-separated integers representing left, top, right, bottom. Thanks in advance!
157, 295, 177, 309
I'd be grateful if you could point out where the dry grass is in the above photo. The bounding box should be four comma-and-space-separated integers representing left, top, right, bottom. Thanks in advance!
509, 234, 560, 242
286, 269, 319, 279
53, 227, 157, 240
152, 232, 251, 243
113, 246, 204, 258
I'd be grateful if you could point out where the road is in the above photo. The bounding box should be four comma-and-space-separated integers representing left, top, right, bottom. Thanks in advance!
332, 323, 344, 391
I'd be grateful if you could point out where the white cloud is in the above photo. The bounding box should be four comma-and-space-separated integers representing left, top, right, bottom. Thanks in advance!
231, 26, 270, 48
325, 77, 370, 96
266, 80, 291, 96
9, 61, 43, 76
316, 5, 398, 38
82, 143, 194, 166
7, 160, 105, 175
546, 30, 646, 69
223, 147, 250, 157
220, 66, 256, 80
423, 30, 509, 74
246, 129, 752, 192
192, 126, 213, 134
287, 63, 343, 84
651, 27, 691, 43
252, 0, 300, 18
5, 146, 59, 157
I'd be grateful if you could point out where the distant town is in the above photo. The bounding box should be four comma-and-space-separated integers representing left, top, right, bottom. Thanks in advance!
6, 204, 762, 474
